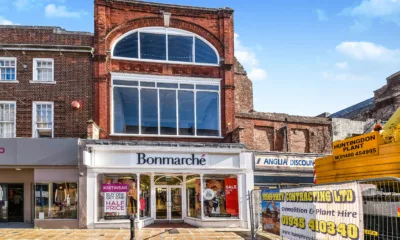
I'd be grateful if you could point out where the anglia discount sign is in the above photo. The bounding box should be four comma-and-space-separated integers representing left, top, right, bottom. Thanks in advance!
333, 132, 379, 161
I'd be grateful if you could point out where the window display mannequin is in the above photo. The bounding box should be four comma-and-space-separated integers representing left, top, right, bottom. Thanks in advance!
55, 184, 67, 210
127, 181, 137, 215
67, 184, 77, 205
0, 185, 4, 220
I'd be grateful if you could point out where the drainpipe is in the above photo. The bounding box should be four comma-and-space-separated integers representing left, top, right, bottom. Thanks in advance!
285, 118, 289, 152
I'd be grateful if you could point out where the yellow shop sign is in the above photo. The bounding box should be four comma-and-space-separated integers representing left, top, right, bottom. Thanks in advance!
333, 132, 379, 161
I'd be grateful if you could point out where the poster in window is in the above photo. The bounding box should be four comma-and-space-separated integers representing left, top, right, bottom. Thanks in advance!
224, 178, 238, 216
261, 188, 281, 235
102, 184, 129, 213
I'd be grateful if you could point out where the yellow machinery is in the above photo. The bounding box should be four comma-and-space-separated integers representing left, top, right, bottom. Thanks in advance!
315, 108, 400, 184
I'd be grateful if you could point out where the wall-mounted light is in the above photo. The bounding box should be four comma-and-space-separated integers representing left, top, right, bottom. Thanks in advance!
15, 168, 22, 171
71, 100, 81, 110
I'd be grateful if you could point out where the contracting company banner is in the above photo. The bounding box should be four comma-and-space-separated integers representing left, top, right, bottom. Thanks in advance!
271, 182, 364, 240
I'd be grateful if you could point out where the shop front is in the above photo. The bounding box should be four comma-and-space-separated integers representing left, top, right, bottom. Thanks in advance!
79, 140, 253, 229
253, 152, 324, 189
0, 138, 79, 228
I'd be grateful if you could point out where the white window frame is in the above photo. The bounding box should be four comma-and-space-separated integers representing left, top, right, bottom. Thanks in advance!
32, 101, 54, 138
0, 101, 17, 138
0, 57, 17, 82
32, 58, 55, 83
111, 27, 220, 66
110, 73, 222, 138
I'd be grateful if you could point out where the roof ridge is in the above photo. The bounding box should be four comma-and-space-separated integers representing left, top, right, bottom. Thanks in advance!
112, 0, 233, 12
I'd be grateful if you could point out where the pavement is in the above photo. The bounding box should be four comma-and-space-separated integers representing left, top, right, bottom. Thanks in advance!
0, 228, 273, 240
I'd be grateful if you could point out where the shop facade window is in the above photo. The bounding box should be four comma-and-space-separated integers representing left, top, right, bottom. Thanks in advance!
186, 175, 201, 219
112, 27, 219, 65
203, 174, 239, 218
0, 57, 16, 81
34, 183, 78, 219
0, 101, 16, 138
98, 174, 138, 220
112, 79, 220, 137
139, 175, 151, 218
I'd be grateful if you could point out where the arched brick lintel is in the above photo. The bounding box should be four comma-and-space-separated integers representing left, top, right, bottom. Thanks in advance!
105, 17, 225, 57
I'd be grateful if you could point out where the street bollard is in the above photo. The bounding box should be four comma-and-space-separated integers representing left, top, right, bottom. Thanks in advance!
130, 214, 135, 240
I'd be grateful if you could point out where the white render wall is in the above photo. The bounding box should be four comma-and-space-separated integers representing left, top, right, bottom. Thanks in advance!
332, 118, 376, 142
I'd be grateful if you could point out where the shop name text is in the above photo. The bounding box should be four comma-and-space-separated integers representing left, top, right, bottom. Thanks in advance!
137, 153, 206, 166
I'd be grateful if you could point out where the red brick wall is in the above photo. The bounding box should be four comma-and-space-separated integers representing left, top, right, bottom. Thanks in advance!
94, 0, 235, 142
234, 59, 253, 113
235, 115, 332, 154
0, 27, 93, 138
0, 26, 92, 46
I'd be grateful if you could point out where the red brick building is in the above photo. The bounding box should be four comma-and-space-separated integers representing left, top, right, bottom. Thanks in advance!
79, 0, 254, 229
233, 60, 332, 154
0, 25, 93, 138
93, 0, 235, 142
233, 60, 331, 188
0, 25, 92, 228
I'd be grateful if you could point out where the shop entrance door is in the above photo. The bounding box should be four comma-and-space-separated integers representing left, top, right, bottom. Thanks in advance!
0, 184, 24, 222
0, 184, 7, 222
155, 186, 182, 221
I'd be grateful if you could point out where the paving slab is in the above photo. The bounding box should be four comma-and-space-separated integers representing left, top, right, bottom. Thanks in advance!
0, 228, 274, 240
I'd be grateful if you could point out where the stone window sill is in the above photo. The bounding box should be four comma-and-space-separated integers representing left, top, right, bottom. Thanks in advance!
30, 80, 56, 84
0, 80, 19, 84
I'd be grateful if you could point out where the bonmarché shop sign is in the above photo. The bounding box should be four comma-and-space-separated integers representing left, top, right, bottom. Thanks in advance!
137, 153, 207, 166
333, 132, 379, 161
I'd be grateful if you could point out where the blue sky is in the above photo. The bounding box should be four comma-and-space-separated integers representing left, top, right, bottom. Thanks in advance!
1, 0, 399, 116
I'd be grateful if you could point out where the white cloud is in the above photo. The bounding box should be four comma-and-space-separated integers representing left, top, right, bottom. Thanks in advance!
0, 16, 14, 25
248, 68, 268, 81
234, 33, 268, 81
14, 0, 30, 10
344, 0, 400, 25
316, 9, 328, 21
45, 4, 84, 18
335, 61, 348, 69
336, 41, 400, 62
322, 71, 369, 81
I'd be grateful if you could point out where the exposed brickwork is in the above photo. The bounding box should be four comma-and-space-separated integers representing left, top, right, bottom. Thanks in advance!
234, 58, 253, 113
337, 71, 400, 122
94, 0, 235, 142
0, 26, 93, 138
0, 25, 92, 47
233, 63, 332, 154
235, 114, 332, 154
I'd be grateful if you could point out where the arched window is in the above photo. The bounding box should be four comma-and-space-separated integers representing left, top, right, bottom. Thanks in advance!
112, 27, 219, 65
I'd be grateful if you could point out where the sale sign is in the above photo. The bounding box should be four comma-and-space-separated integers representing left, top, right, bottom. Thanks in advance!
102, 184, 128, 213
224, 178, 239, 216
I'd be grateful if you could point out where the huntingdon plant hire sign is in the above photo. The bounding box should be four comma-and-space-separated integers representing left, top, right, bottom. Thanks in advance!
333, 132, 379, 161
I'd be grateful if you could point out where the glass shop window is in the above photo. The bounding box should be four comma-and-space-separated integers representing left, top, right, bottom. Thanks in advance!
186, 175, 201, 219
140, 175, 151, 218
203, 175, 239, 218
97, 174, 138, 220
34, 183, 78, 219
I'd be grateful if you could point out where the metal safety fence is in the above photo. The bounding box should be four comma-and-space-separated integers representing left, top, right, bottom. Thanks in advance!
249, 177, 400, 240
360, 178, 400, 240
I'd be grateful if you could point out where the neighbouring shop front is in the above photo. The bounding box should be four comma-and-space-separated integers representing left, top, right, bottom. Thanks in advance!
0, 138, 79, 228
253, 152, 323, 189
253, 152, 323, 235
79, 140, 254, 229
